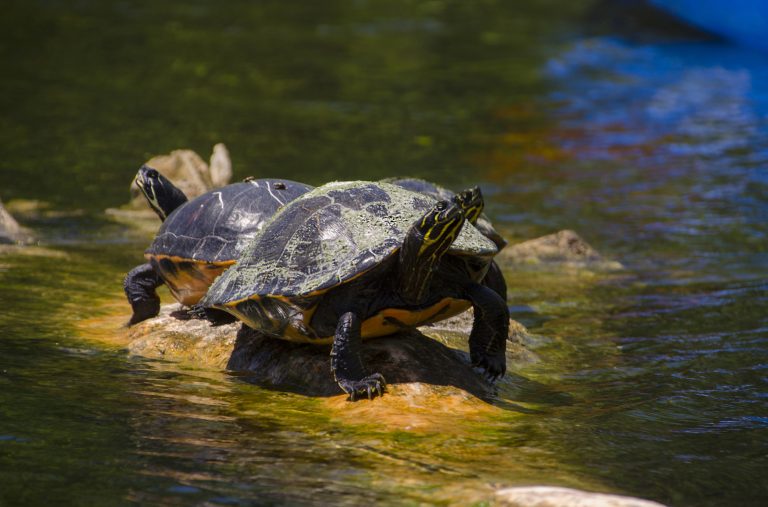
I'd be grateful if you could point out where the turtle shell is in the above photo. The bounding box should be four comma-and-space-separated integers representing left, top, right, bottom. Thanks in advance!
203, 181, 497, 306
145, 178, 312, 305
147, 179, 312, 262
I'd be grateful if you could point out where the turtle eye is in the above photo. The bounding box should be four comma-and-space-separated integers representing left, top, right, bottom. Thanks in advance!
435, 200, 448, 211
147, 168, 159, 179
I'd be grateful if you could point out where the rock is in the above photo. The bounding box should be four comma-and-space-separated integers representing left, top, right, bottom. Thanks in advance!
500, 230, 622, 269
420, 308, 539, 365
228, 326, 497, 398
209, 143, 233, 188
126, 304, 532, 400
0, 199, 34, 245
495, 487, 667, 507
127, 305, 239, 368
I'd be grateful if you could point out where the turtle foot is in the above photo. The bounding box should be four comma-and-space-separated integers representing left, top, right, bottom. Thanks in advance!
126, 297, 160, 327
338, 373, 386, 401
472, 352, 506, 383
187, 305, 238, 326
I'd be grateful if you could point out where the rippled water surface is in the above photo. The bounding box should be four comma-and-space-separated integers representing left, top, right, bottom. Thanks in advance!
2, 1, 767, 505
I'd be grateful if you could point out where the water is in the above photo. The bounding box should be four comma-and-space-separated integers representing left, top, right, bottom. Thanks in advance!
2, 1, 768, 505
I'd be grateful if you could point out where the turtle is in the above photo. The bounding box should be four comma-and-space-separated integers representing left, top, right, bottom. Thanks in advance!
123, 165, 313, 325
199, 181, 509, 400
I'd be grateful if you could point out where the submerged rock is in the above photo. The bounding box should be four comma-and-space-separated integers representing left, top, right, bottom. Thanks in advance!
126, 304, 532, 401
500, 230, 622, 269
495, 486, 666, 507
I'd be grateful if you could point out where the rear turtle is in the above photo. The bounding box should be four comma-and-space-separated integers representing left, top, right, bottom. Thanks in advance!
123, 165, 313, 325
199, 181, 509, 400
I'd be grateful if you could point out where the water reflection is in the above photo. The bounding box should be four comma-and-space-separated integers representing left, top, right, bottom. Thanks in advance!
492, 34, 768, 505
2, 1, 768, 505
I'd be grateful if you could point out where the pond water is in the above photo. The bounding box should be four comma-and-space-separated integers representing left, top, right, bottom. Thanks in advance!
2, 1, 767, 505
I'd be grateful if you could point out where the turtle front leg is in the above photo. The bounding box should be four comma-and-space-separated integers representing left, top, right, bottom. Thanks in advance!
123, 263, 163, 326
330, 312, 386, 401
482, 260, 508, 302
465, 282, 509, 381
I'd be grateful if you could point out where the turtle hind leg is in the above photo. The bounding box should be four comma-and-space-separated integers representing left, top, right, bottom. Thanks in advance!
124, 263, 163, 326
465, 282, 509, 381
188, 304, 238, 326
330, 312, 386, 401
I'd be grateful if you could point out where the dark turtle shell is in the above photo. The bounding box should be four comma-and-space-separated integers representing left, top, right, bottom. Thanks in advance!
202, 181, 497, 306
145, 178, 312, 305
147, 179, 312, 262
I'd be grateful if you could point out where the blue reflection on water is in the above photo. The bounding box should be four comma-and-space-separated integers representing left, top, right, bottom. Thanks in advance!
527, 34, 768, 503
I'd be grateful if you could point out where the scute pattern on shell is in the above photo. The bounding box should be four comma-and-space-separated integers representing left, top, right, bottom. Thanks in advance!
146, 179, 312, 262
203, 181, 498, 305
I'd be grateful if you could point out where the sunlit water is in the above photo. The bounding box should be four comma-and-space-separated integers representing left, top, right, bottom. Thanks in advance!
2, 1, 767, 505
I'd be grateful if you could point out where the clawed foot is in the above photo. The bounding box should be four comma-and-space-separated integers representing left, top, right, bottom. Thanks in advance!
187, 305, 238, 326
126, 298, 160, 327
338, 373, 386, 401
472, 353, 506, 383
187, 304, 208, 320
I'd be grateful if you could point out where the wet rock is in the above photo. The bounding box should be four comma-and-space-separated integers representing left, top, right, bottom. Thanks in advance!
0, 199, 34, 245
127, 305, 239, 368
495, 487, 666, 507
500, 230, 622, 269
126, 304, 532, 400
420, 308, 538, 365
229, 326, 499, 398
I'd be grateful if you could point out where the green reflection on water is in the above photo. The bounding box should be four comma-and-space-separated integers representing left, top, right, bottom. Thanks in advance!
0, 0, 584, 210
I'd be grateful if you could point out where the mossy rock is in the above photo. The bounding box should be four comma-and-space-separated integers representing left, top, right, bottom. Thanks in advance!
500, 229, 623, 270
126, 305, 534, 402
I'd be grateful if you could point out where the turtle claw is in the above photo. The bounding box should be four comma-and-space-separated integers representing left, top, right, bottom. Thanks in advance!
339, 373, 386, 402
473, 354, 506, 383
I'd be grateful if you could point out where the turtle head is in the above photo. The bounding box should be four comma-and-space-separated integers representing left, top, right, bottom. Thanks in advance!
454, 186, 484, 224
134, 165, 188, 221
417, 199, 466, 260
399, 199, 466, 303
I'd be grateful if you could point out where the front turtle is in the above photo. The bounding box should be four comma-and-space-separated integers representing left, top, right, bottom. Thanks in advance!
200, 181, 509, 400
123, 165, 313, 325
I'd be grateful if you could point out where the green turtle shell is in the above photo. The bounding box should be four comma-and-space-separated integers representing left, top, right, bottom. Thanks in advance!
203, 181, 497, 306
147, 179, 313, 262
